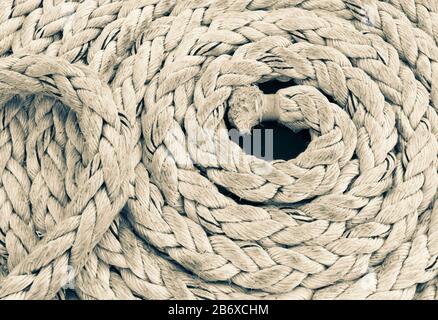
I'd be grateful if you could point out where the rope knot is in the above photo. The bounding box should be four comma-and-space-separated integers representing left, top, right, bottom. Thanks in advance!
228, 86, 280, 134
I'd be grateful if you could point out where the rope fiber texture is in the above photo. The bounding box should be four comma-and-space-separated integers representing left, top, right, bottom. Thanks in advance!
0, 0, 437, 300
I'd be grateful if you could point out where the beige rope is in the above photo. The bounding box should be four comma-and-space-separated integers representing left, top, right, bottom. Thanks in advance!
0, 0, 437, 300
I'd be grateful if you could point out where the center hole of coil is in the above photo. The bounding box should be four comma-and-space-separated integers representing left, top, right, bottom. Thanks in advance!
226, 79, 311, 161
226, 119, 311, 161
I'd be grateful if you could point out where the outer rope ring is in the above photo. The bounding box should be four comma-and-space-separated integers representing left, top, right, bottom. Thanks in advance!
140, 8, 438, 298
0, 54, 131, 299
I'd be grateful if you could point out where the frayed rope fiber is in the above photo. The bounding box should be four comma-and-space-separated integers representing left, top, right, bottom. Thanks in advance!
0, 0, 437, 300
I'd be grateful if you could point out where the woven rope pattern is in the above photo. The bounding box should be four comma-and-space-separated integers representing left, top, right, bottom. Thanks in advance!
0, 0, 437, 300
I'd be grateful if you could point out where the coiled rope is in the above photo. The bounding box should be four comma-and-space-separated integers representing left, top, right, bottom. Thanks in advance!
0, 0, 437, 300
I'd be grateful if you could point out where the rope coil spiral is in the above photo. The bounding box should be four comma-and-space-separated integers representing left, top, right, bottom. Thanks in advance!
0, 0, 436, 300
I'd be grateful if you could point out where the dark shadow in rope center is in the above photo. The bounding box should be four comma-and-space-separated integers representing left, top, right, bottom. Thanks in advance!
257, 78, 296, 94
226, 79, 311, 161
219, 79, 313, 205
226, 120, 311, 161
250, 121, 310, 161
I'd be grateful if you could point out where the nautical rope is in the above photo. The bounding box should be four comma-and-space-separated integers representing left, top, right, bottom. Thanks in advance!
0, 0, 437, 300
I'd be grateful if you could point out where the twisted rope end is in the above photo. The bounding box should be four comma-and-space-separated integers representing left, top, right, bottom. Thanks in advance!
228, 86, 280, 134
